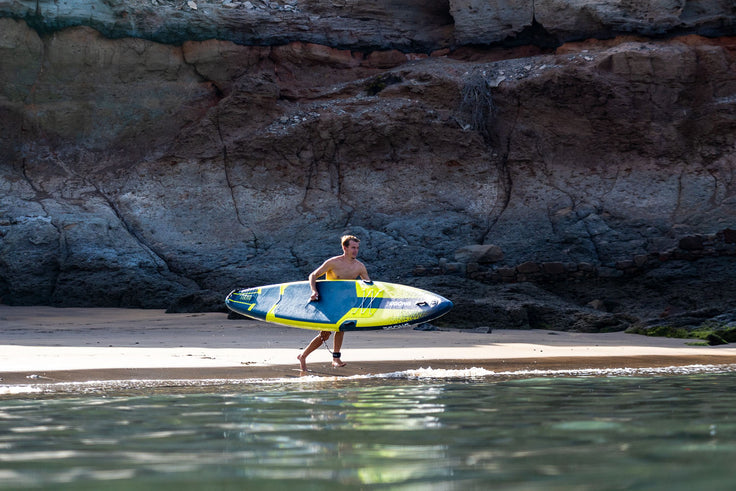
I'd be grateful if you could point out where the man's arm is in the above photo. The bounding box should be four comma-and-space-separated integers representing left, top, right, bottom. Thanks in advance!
358, 262, 370, 282
308, 259, 333, 301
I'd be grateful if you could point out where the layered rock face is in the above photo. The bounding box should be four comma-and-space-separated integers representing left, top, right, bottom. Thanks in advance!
1, 1, 735, 330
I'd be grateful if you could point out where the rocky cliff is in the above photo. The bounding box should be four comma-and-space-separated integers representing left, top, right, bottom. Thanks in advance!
1, 1, 736, 332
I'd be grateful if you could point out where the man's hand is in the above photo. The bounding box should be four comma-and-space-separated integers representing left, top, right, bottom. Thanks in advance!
310, 291, 319, 301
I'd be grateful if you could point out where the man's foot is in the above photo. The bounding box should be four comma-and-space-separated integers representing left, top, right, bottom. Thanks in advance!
332, 351, 346, 367
297, 353, 308, 372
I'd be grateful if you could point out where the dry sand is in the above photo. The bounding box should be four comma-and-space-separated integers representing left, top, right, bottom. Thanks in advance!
2, 305, 736, 387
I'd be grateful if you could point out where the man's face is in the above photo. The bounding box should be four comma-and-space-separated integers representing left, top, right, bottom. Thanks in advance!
344, 240, 360, 259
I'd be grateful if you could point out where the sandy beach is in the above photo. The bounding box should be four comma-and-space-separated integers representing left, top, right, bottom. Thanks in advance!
2, 305, 736, 388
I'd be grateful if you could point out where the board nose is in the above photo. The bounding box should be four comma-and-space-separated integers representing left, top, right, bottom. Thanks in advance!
418, 294, 453, 323
436, 296, 453, 316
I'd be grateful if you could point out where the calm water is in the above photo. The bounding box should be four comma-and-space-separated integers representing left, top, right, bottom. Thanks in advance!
2, 368, 736, 490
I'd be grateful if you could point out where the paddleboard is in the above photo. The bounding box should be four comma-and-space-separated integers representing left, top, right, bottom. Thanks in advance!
225, 280, 453, 331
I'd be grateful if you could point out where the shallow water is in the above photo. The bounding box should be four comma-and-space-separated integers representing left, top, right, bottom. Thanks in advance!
2, 368, 736, 490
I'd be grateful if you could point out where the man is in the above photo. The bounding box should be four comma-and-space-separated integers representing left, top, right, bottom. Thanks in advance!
297, 235, 370, 372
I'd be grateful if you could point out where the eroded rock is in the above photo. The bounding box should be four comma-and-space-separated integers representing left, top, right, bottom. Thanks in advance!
1, 4, 735, 330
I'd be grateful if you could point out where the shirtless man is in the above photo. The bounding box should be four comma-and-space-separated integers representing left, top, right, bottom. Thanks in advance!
297, 235, 370, 372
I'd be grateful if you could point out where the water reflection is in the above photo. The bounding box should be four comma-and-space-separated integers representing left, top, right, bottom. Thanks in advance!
217, 384, 451, 485
1, 373, 736, 489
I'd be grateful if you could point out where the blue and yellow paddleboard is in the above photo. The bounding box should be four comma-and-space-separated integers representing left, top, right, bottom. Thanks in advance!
225, 280, 453, 331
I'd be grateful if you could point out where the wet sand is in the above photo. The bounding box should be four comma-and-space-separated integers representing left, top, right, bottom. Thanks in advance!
2, 305, 736, 386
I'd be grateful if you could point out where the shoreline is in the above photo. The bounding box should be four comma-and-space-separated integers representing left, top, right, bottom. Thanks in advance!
3, 356, 736, 386
3, 306, 736, 390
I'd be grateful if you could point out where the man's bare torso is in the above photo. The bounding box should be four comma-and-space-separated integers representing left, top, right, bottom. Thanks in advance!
324, 256, 366, 280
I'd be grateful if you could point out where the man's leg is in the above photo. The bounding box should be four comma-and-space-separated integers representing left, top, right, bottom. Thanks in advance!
298, 331, 331, 371
332, 331, 346, 367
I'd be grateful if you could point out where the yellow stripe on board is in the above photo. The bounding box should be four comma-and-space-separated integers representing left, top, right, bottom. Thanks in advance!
353, 281, 384, 318
229, 287, 262, 312
331, 281, 424, 330
264, 284, 287, 324
263, 282, 342, 331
